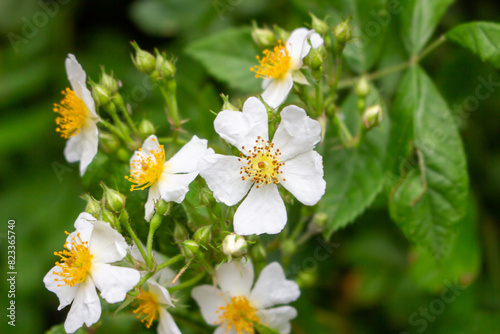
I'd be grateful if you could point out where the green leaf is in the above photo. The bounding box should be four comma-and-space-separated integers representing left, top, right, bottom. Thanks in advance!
254, 321, 280, 334
320, 88, 390, 238
400, 0, 455, 55
446, 21, 500, 69
409, 197, 481, 291
388, 66, 469, 259
185, 27, 260, 93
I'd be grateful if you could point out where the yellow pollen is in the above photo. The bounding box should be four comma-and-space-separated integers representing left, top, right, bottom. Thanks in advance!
216, 296, 260, 334
239, 136, 285, 188
52, 232, 92, 287
250, 40, 291, 80
53, 88, 88, 139
125, 139, 165, 191
133, 288, 159, 329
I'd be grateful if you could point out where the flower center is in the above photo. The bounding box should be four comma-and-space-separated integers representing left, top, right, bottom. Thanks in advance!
53, 232, 93, 287
125, 140, 165, 191
239, 136, 285, 188
216, 296, 260, 334
250, 40, 291, 80
53, 88, 88, 139
133, 288, 159, 329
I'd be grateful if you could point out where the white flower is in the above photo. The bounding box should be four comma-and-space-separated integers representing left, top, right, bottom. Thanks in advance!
251, 28, 324, 108
198, 97, 326, 235
126, 134, 209, 221
43, 212, 141, 333
192, 260, 300, 334
54, 54, 99, 176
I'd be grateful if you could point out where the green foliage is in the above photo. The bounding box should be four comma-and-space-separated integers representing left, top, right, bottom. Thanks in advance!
446, 21, 500, 69
388, 66, 469, 259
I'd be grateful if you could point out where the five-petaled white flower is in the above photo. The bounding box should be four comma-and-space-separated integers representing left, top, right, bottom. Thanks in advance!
192, 260, 300, 334
54, 54, 99, 176
43, 212, 140, 333
126, 134, 209, 221
198, 97, 326, 235
251, 28, 324, 109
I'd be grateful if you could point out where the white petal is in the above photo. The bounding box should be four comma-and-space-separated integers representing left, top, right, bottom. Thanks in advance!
63, 119, 99, 176
44, 265, 77, 310
250, 262, 300, 309
214, 96, 268, 152
286, 28, 314, 69
89, 220, 128, 264
166, 135, 208, 173
147, 281, 173, 307
256, 306, 297, 334
261, 73, 293, 109
65, 54, 86, 97
272, 105, 321, 160
216, 260, 254, 298
158, 308, 182, 334
132, 135, 162, 166
191, 285, 226, 325
79, 82, 97, 117
310, 32, 324, 49
64, 277, 101, 333
91, 263, 140, 303
71, 212, 96, 244
234, 185, 287, 235
145, 183, 161, 222
157, 172, 198, 203
198, 154, 252, 206
280, 151, 325, 206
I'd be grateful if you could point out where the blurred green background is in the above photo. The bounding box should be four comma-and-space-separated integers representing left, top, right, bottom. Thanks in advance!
1, 0, 500, 333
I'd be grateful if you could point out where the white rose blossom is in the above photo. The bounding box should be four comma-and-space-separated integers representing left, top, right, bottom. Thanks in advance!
251, 27, 324, 108
192, 260, 300, 334
53, 54, 99, 176
126, 134, 210, 221
43, 212, 140, 333
198, 97, 326, 235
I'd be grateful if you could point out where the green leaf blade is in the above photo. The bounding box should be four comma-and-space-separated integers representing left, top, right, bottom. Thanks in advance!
446, 21, 500, 69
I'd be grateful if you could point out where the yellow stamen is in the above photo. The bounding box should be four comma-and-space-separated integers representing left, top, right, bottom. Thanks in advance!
125, 139, 165, 191
216, 296, 260, 334
239, 136, 285, 188
53, 232, 93, 287
250, 40, 291, 80
53, 88, 88, 139
133, 288, 159, 329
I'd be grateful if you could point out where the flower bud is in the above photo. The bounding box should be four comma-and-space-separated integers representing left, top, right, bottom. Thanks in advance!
100, 182, 126, 213
89, 80, 111, 107
251, 23, 276, 49
155, 50, 176, 78
281, 239, 297, 257
363, 105, 383, 129
174, 222, 189, 242
311, 212, 328, 231
81, 194, 101, 217
102, 208, 119, 228
355, 77, 370, 97
193, 225, 212, 245
138, 119, 156, 137
304, 45, 326, 70
222, 233, 248, 258
297, 269, 317, 288
310, 13, 329, 35
100, 70, 120, 95
220, 94, 239, 111
99, 132, 120, 153
156, 200, 172, 216
334, 17, 352, 45
131, 41, 156, 74
180, 240, 200, 259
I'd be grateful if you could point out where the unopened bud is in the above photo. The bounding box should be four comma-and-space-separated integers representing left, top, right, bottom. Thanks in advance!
138, 119, 156, 137
155, 50, 176, 78
181, 240, 200, 259
174, 222, 189, 242
297, 269, 317, 288
311, 212, 328, 231
363, 105, 383, 129
90, 81, 111, 107
156, 200, 172, 216
102, 208, 119, 228
193, 225, 212, 245
82, 194, 101, 217
334, 17, 352, 45
131, 42, 156, 74
220, 94, 239, 111
310, 13, 329, 35
99, 132, 120, 153
100, 182, 126, 212
251, 23, 276, 49
281, 239, 297, 257
100, 70, 120, 95
355, 78, 370, 97
304, 45, 326, 70
222, 233, 248, 258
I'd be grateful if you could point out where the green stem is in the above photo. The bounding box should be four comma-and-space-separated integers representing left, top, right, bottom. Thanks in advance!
417, 35, 446, 62
98, 117, 127, 142
146, 213, 163, 268
330, 54, 343, 100
157, 254, 184, 271
120, 211, 147, 263
168, 271, 206, 293
117, 103, 139, 134
135, 271, 155, 289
